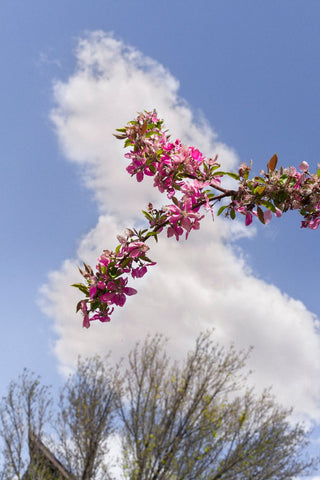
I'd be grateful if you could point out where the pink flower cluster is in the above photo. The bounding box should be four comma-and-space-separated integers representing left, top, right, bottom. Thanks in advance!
123, 111, 221, 240
74, 110, 320, 327
229, 159, 320, 229
75, 230, 155, 328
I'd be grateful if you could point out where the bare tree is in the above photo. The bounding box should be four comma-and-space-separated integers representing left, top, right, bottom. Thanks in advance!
0, 334, 317, 479
0, 369, 52, 479
55, 355, 118, 480
116, 332, 317, 480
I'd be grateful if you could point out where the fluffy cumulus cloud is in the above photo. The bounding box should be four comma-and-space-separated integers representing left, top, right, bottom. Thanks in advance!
41, 31, 320, 423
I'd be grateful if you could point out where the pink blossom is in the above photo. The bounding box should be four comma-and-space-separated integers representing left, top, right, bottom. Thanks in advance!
245, 212, 253, 226
89, 285, 97, 299
115, 293, 126, 307
167, 224, 184, 241
80, 301, 90, 329
91, 313, 111, 323
136, 170, 144, 182
80, 300, 88, 314
190, 147, 202, 161
75, 109, 320, 327
124, 241, 149, 258
163, 142, 175, 151
132, 266, 148, 278
83, 314, 90, 329
98, 251, 112, 267
263, 210, 272, 224
299, 161, 309, 172
100, 278, 137, 307
301, 215, 320, 229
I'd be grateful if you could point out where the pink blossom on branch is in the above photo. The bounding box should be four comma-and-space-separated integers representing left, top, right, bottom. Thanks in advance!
73, 110, 320, 327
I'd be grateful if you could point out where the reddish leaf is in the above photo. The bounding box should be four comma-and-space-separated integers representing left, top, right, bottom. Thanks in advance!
113, 133, 127, 139
141, 121, 148, 135
267, 154, 278, 172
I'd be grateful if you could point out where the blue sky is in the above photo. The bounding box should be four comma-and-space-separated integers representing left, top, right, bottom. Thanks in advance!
2, 0, 320, 475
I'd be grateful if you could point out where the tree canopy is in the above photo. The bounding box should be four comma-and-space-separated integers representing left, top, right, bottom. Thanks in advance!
0, 332, 317, 479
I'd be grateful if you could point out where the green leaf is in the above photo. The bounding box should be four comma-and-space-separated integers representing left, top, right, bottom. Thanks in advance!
280, 174, 288, 183
225, 171, 240, 180
276, 191, 288, 203
230, 209, 236, 220
214, 171, 240, 180
145, 131, 155, 138
140, 255, 154, 263
108, 266, 120, 278
142, 210, 153, 222
124, 138, 134, 148
71, 284, 89, 295
253, 175, 265, 183
254, 185, 266, 195
204, 192, 215, 199
115, 128, 126, 133
146, 231, 158, 242
148, 164, 156, 174
121, 257, 132, 268
90, 300, 101, 311
210, 164, 221, 172
260, 200, 276, 212
217, 205, 228, 216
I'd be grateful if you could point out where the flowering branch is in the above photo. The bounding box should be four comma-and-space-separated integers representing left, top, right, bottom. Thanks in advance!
73, 110, 320, 327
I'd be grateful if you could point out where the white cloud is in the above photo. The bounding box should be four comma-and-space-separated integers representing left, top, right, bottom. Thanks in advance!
41, 31, 320, 424
51, 31, 237, 217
